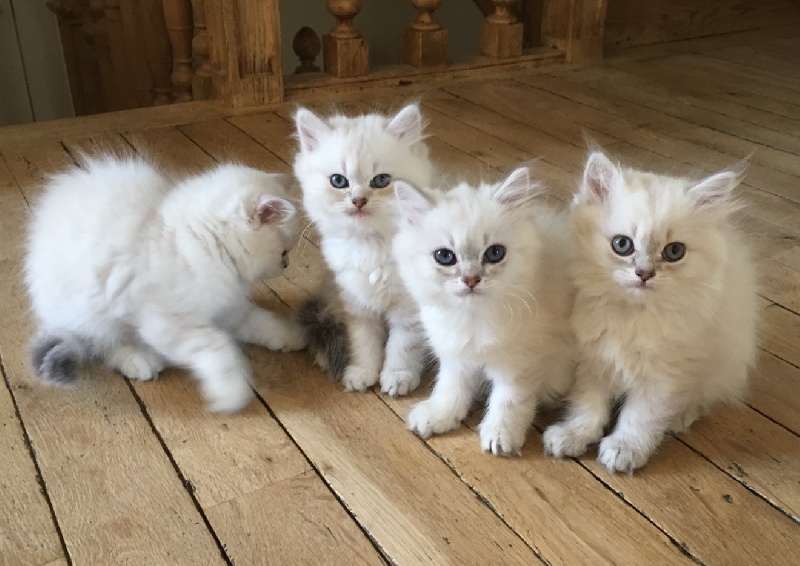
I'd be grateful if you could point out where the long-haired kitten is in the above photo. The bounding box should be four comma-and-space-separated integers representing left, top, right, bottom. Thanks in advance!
25, 155, 306, 413
293, 104, 434, 396
543, 151, 758, 473
393, 167, 575, 455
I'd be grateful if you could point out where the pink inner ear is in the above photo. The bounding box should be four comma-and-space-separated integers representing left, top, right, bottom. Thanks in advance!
256, 199, 291, 224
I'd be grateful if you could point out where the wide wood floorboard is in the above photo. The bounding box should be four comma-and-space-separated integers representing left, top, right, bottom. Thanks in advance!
1, 27, 798, 565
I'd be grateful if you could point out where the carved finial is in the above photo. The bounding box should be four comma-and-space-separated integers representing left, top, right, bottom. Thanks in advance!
410, 0, 444, 31
293, 26, 321, 73
481, 0, 523, 58
327, 0, 362, 40
323, 0, 368, 77
487, 0, 518, 25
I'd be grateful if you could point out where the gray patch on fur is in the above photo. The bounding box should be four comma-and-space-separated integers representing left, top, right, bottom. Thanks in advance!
30, 333, 84, 385
295, 296, 350, 381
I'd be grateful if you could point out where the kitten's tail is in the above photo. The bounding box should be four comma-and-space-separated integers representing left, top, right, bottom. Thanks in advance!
29, 332, 87, 385
295, 293, 350, 381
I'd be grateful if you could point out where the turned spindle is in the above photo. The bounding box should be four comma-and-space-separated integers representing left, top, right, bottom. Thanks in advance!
293, 27, 321, 73
190, 0, 212, 99
480, 0, 523, 59
404, 0, 447, 67
323, 0, 368, 78
162, 0, 193, 102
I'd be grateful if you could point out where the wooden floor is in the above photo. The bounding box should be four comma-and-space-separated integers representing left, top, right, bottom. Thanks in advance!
2, 26, 799, 566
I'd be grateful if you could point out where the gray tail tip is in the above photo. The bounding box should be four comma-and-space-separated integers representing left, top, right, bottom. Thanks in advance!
294, 296, 350, 382
29, 334, 82, 386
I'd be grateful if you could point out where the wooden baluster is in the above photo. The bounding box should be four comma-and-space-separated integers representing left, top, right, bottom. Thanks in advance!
162, 0, 193, 102
87, 0, 120, 110
190, 0, 212, 99
542, 0, 607, 63
323, 0, 368, 78
480, 0, 523, 58
103, 0, 139, 109
136, 0, 172, 105
293, 26, 321, 73
48, 0, 88, 115
404, 0, 447, 67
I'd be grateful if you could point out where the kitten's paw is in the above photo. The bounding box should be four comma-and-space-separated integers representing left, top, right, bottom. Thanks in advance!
205, 373, 254, 414
268, 320, 308, 352
114, 349, 164, 381
479, 420, 526, 457
342, 365, 379, 392
406, 399, 463, 438
542, 423, 596, 458
380, 369, 420, 397
313, 350, 330, 371
669, 406, 705, 434
597, 436, 651, 474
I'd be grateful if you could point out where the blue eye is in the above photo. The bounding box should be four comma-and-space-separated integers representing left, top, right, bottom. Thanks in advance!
611, 235, 634, 256
330, 174, 349, 189
662, 242, 686, 262
370, 173, 392, 189
433, 248, 457, 266
483, 244, 506, 264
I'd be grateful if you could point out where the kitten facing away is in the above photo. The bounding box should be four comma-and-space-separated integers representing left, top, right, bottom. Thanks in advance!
25, 155, 306, 413
393, 167, 575, 455
543, 151, 758, 473
293, 103, 435, 396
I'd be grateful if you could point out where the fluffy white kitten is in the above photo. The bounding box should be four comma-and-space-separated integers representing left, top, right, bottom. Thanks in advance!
25, 155, 306, 413
393, 167, 575, 455
293, 104, 434, 396
543, 151, 758, 473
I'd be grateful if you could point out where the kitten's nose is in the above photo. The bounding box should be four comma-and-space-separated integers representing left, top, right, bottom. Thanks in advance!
462, 275, 481, 289
636, 268, 656, 282
352, 197, 368, 210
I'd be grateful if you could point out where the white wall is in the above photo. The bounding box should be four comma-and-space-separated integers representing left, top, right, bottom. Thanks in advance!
0, 0, 73, 126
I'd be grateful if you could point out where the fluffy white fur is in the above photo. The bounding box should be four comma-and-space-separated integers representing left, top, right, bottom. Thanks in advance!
293, 104, 435, 396
393, 167, 575, 455
25, 155, 306, 413
543, 151, 758, 473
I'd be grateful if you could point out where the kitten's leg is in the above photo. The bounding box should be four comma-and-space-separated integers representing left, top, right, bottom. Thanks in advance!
341, 309, 386, 392
137, 312, 253, 412
597, 383, 676, 474
103, 343, 165, 381
380, 312, 424, 397
233, 302, 307, 352
542, 356, 613, 458
479, 366, 538, 456
407, 358, 480, 438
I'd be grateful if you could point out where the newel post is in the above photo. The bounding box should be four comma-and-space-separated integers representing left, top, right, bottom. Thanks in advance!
404, 0, 447, 67
480, 0, 523, 59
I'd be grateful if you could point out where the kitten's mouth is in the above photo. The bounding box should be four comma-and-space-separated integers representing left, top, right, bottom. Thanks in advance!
347, 208, 370, 217
456, 288, 482, 297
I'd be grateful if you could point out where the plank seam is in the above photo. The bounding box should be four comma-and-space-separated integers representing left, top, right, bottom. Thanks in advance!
373, 394, 550, 565
674, 435, 800, 524
0, 354, 73, 566
123, 379, 235, 566
223, 116, 293, 166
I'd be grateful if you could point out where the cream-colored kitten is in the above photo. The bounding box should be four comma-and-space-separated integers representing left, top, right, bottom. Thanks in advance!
394, 167, 575, 455
543, 151, 758, 473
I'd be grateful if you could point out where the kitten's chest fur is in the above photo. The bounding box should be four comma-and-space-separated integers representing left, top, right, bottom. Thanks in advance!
322, 234, 403, 313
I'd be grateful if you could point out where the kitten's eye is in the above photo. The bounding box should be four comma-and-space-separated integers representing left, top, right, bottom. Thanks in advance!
483, 244, 506, 264
662, 242, 686, 262
611, 235, 634, 256
433, 248, 457, 266
370, 173, 392, 189
329, 174, 349, 189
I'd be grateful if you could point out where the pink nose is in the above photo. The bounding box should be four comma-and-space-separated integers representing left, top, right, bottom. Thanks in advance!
636, 269, 655, 282
352, 197, 368, 210
462, 275, 481, 289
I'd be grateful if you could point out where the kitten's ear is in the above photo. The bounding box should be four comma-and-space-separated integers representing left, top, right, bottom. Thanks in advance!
387, 104, 424, 144
493, 166, 538, 207
580, 151, 618, 203
394, 180, 433, 224
252, 196, 296, 226
689, 160, 748, 209
295, 108, 329, 153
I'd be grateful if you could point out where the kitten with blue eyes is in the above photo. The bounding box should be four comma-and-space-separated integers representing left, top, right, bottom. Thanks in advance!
293, 104, 434, 395
543, 151, 758, 473
392, 167, 575, 455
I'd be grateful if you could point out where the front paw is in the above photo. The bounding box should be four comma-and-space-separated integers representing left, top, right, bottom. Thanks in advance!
205, 372, 253, 414
542, 423, 597, 458
342, 365, 379, 392
271, 320, 308, 352
406, 399, 463, 438
479, 419, 526, 457
380, 369, 420, 397
116, 350, 164, 381
597, 436, 651, 474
